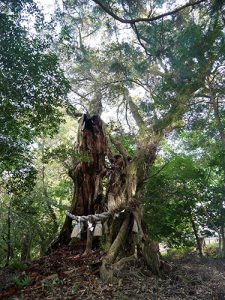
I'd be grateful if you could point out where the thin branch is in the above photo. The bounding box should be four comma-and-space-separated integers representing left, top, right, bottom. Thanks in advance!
125, 95, 131, 131
148, 160, 170, 179
131, 79, 151, 92
109, 134, 129, 160
211, 94, 225, 148
91, 0, 209, 24
102, 78, 150, 92
131, 23, 151, 56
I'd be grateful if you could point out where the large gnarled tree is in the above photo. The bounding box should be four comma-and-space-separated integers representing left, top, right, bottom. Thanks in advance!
48, 0, 224, 278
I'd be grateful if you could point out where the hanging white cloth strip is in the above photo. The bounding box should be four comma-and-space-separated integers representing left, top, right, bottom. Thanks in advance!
71, 217, 82, 239
94, 221, 103, 236
132, 218, 139, 233
88, 220, 94, 232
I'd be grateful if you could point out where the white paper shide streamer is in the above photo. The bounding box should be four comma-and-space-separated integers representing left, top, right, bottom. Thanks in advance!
132, 218, 139, 233
88, 219, 94, 232
93, 221, 103, 236
71, 217, 82, 239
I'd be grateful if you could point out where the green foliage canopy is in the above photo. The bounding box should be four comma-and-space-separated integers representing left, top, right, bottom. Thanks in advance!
0, 0, 70, 181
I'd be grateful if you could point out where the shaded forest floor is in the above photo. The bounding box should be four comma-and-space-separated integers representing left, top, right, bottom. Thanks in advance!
1, 244, 225, 300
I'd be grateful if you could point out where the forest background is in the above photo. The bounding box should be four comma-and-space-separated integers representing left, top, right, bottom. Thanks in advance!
0, 0, 225, 268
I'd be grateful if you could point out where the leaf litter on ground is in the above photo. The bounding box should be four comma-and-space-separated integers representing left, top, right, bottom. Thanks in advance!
0, 246, 225, 300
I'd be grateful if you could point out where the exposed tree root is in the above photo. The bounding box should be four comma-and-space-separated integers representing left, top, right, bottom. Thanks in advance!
142, 239, 160, 275
99, 211, 161, 282
113, 254, 137, 270
104, 214, 130, 264
100, 214, 130, 282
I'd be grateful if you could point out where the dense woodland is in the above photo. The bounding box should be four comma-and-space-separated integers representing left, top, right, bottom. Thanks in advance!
1, 0, 225, 298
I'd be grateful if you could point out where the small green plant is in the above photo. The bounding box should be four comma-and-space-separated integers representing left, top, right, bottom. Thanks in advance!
51, 276, 61, 285
14, 275, 32, 287
72, 282, 81, 294
41, 278, 52, 291
99, 238, 110, 252
165, 246, 195, 259
41, 275, 61, 291
204, 243, 221, 258
10, 260, 27, 271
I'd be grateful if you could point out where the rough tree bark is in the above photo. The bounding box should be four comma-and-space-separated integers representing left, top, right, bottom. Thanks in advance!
48, 109, 162, 277
6, 203, 13, 266
48, 114, 108, 251
190, 217, 204, 258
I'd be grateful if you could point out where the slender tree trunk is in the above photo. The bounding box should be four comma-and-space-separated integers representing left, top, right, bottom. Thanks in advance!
21, 232, 32, 261
38, 231, 47, 256
211, 93, 225, 257
41, 148, 58, 232
220, 200, 225, 257
190, 217, 204, 257
219, 233, 222, 253
6, 202, 12, 266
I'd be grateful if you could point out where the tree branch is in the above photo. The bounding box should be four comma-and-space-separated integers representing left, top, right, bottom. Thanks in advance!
148, 161, 170, 179
128, 96, 145, 128
211, 94, 225, 148
91, 0, 209, 24
109, 134, 129, 160
131, 23, 151, 56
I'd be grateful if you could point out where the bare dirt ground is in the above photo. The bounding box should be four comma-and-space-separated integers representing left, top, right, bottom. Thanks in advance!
1, 245, 225, 300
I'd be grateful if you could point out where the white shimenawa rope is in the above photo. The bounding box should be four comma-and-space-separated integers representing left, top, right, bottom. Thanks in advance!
67, 211, 111, 239
66, 211, 111, 222
67, 210, 139, 239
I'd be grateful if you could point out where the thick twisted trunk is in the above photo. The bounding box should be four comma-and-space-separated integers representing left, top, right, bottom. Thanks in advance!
48, 114, 161, 276
47, 114, 107, 251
